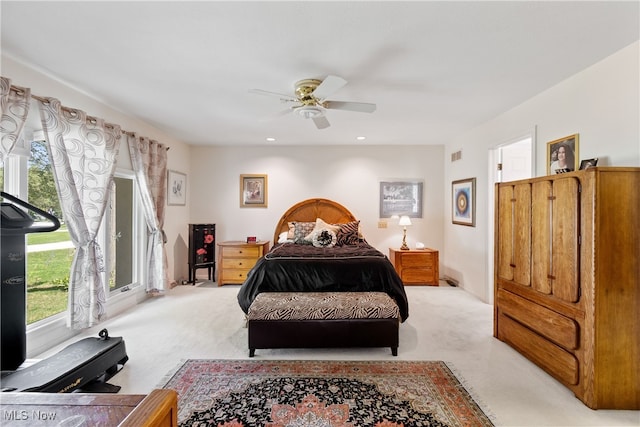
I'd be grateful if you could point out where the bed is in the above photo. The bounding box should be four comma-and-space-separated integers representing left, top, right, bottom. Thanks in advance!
236, 198, 409, 355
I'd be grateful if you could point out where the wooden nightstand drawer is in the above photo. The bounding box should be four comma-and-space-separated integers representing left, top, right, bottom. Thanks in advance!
221, 258, 259, 270
402, 267, 434, 283
221, 246, 263, 258
217, 241, 269, 286
220, 269, 251, 283
401, 253, 435, 269
389, 248, 439, 286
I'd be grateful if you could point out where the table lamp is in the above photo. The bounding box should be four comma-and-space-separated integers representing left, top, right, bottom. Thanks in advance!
399, 215, 412, 250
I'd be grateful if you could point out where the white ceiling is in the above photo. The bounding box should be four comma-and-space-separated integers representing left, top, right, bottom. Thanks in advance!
2, 1, 638, 146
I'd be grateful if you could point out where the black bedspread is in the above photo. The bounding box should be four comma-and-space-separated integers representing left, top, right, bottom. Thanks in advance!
237, 242, 409, 321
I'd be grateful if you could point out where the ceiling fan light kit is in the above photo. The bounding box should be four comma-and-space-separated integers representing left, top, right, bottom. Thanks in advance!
250, 75, 376, 129
295, 106, 324, 119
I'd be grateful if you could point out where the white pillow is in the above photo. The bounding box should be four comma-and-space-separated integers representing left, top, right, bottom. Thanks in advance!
278, 231, 292, 244
304, 218, 341, 242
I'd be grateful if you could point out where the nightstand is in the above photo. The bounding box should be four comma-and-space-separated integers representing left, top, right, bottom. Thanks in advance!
389, 248, 439, 286
217, 241, 269, 286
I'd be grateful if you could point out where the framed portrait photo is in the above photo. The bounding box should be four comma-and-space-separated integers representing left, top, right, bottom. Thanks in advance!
379, 180, 423, 218
547, 134, 579, 175
452, 178, 475, 227
167, 170, 187, 206
240, 174, 268, 208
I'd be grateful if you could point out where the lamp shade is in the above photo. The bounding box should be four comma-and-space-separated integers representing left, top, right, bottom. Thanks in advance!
398, 215, 412, 226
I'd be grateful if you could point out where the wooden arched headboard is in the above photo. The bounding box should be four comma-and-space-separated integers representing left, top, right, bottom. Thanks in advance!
273, 198, 357, 243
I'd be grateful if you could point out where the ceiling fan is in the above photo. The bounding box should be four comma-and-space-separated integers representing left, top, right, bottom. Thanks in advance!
249, 75, 376, 129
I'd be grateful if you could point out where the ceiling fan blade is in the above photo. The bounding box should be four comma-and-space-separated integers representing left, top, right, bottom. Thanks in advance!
312, 116, 330, 129
324, 101, 377, 113
249, 88, 297, 102
313, 75, 347, 100
259, 107, 295, 122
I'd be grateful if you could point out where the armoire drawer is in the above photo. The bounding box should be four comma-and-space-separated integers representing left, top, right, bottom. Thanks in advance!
497, 289, 579, 351
497, 312, 579, 386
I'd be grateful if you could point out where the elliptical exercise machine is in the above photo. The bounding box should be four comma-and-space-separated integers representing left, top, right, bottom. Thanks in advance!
1, 192, 128, 393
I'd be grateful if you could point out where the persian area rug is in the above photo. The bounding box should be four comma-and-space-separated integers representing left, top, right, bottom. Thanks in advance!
161, 359, 494, 427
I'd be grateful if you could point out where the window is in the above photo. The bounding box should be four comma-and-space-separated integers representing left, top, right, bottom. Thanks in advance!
105, 174, 144, 293
3, 136, 145, 328
25, 140, 71, 324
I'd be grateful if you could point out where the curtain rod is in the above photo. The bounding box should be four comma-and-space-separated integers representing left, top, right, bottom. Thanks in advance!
10, 85, 170, 150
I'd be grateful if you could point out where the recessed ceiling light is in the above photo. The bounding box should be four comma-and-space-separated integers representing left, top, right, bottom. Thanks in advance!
356, 136, 366, 141
266, 137, 276, 142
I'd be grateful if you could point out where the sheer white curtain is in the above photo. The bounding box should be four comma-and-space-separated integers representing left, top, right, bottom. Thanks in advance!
37, 97, 121, 329
0, 77, 31, 163
127, 134, 168, 292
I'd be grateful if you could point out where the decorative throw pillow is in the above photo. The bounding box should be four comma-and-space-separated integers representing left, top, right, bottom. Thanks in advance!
304, 218, 341, 242
311, 229, 337, 248
336, 220, 361, 246
292, 221, 316, 244
287, 222, 296, 239
278, 231, 292, 244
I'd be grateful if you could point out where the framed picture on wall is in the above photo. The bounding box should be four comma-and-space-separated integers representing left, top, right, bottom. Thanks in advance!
240, 174, 268, 208
547, 134, 579, 175
167, 170, 187, 206
452, 177, 475, 227
379, 181, 423, 218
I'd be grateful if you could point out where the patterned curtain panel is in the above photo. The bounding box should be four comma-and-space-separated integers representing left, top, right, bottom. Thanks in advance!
37, 97, 121, 329
127, 134, 168, 292
0, 76, 31, 163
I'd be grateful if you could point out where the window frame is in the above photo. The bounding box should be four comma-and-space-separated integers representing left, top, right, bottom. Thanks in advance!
103, 169, 147, 296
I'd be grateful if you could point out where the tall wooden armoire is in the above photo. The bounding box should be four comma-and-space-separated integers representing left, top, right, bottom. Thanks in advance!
494, 167, 639, 409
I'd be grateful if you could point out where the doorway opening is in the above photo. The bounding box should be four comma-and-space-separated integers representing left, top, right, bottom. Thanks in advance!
486, 132, 535, 304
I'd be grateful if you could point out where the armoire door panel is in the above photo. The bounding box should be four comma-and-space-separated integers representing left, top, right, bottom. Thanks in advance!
551, 178, 580, 303
513, 183, 532, 287
497, 185, 515, 282
531, 181, 552, 294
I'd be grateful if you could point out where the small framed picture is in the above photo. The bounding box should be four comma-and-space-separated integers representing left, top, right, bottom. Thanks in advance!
379, 180, 423, 218
547, 134, 579, 175
167, 170, 187, 206
452, 178, 476, 227
240, 174, 268, 208
579, 158, 598, 170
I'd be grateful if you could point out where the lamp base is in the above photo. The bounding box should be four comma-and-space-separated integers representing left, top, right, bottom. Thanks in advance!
400, 227, 409, 250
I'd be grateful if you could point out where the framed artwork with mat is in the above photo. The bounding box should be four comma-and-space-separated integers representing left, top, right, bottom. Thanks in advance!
452, 177, 476, 227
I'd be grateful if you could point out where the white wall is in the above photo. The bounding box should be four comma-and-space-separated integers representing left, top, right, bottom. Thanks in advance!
182, 145, 445, 283
443, 41, 640, 303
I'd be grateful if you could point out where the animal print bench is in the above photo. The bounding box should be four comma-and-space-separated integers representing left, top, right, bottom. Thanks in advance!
246, 291, 400, 357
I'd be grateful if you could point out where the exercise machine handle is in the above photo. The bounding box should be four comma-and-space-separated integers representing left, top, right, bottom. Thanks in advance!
1, 191, 60, 233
